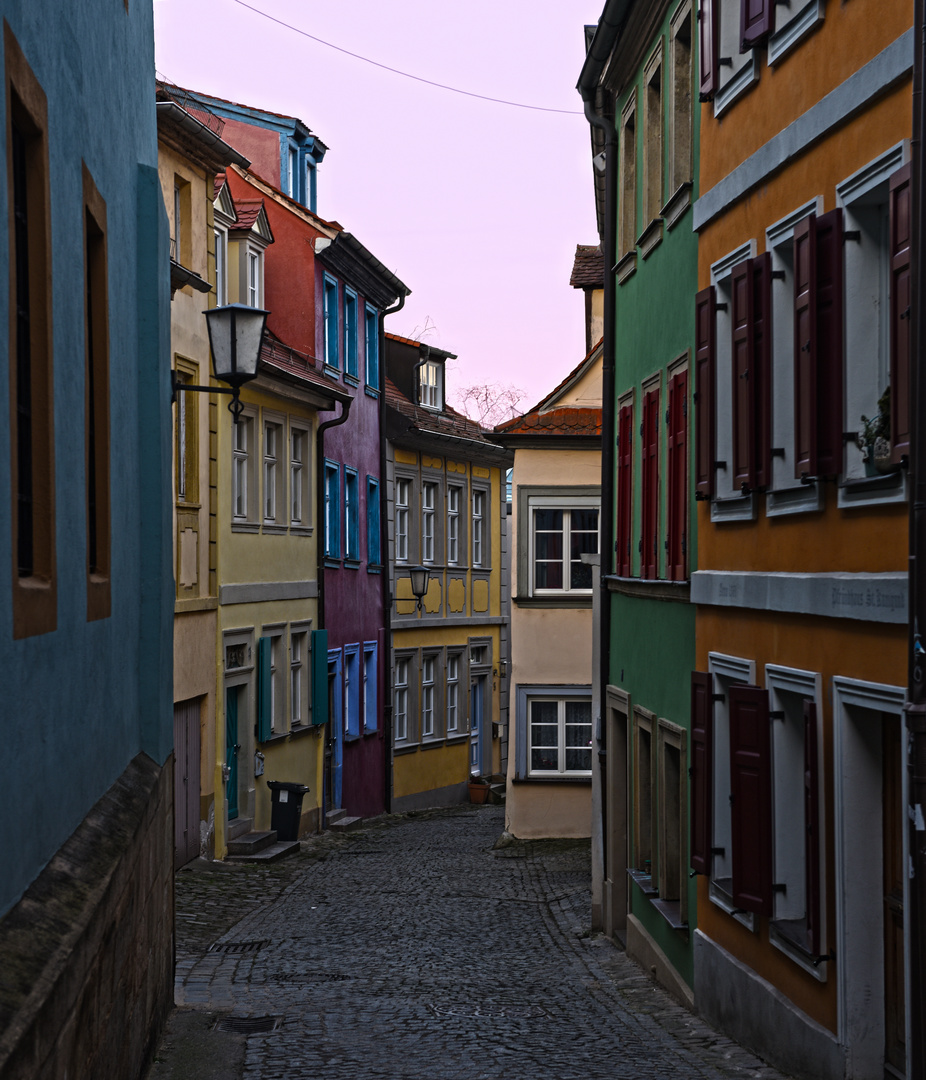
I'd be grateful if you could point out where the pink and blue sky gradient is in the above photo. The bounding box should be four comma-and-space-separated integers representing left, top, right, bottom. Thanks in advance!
154, 0, 601, 414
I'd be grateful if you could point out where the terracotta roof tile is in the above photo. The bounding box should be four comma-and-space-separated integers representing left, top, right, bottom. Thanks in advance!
569, 244, 604, 289
385, 377, 497, 444
228, 198, 263, 233
495, 406, 602, 438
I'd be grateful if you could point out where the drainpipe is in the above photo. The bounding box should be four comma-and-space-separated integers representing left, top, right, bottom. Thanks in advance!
906, 0, 926, 1071
582, 89, 617, 930
316, 398, 353, 633
379, 291, 407, 814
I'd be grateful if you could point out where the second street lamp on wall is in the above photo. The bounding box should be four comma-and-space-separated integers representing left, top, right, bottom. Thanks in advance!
408, 565, 430, 613
172, 302, 269, 423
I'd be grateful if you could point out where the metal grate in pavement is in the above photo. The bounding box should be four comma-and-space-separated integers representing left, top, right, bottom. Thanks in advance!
208, 939, 268, 954
214, 1015, 283, 1034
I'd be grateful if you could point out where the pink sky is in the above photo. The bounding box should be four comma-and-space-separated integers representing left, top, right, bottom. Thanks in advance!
153, 0, 601, 415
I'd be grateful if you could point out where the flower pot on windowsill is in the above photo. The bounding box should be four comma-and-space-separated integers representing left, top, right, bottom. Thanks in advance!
468, 778, 490, 804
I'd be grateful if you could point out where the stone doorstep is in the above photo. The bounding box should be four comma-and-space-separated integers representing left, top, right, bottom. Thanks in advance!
325, 808, 347, 826
329, 815, 363, 832
488, 783, 506, 805
226, 817, 252, 842
225, 839, 301, 863
226, 830, 277, 857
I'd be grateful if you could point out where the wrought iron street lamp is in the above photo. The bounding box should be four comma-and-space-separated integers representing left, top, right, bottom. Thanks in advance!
172, 303, 269, 422
408, 565, 430, 613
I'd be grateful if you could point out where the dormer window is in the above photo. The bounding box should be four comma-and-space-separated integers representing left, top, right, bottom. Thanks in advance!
246, 248, 262, 307
419, 360, 442, 409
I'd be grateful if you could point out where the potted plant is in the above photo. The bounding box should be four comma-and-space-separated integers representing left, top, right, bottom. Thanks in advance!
857, 386, 894, 475
468, 775, 490, 804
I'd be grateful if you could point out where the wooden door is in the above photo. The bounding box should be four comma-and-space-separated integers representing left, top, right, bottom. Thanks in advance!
173, 698, 201, 868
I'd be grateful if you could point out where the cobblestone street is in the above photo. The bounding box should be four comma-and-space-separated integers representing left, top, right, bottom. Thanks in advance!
149, 806, 793, 1080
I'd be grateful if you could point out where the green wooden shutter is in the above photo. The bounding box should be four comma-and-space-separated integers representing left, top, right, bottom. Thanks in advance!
257, 637, 272, 742
311, 629, 328, 726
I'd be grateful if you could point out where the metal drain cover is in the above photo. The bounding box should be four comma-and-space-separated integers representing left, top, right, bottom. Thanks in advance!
215, 1015, 283, 1034
208, 940, 268, 954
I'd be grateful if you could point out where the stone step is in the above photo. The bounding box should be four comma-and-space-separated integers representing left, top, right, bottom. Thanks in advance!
329, 815, 363, 832
488, 783, 507, 805
227, 817, 252, 842
226, 830, 277, 857
326, 808, 347, 826
226, 840, 301, 863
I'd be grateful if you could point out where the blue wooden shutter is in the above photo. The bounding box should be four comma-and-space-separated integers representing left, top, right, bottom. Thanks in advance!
729, 684, 773, 915
311, 629, 328, 726
690, 671, 713, 875
256, 637, 272, 742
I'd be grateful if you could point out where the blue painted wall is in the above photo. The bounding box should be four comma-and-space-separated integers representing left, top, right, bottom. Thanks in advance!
0, 0, 172, 915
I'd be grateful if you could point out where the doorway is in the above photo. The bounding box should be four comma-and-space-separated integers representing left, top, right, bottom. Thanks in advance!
225, 686, 240, 820
173, 697, 201, 868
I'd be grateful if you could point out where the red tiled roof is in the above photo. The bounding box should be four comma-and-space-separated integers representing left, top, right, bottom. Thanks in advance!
385, 377, 495, 443
569, 244, 604, 289
228, 198, 263, 233
213, 173, 225, 201
495, 406, 602, 437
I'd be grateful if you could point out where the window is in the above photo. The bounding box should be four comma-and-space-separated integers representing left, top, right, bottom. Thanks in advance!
291, 630, 308, 727
730, 254, 772, 492
172, 178, 190, 268
328, 650, 343, 743
667, 1, 693, 209
447, 484, 462, 565
768, 0, 824, 65
394, 656, 410, 742
291, 426, 309, 526
344, 289, 358, 380
446, 653, 461, 734
367, 476, 381, 567
363, 641, 377, 731
345, 467, 359, 562
246, 248, 262, 308
175, 369, 190, 503
419, 360, 442, 409
642, 42, 664, 236
700, 0, 759, 115
518, 691, 593, 778
232, 412, 256, 524
215, 226, 227, 304
641, 385, 659, 578
421, 654, 436, 738
365, 305, 379, 390
83, 165, 110, 622
618, 92, 637, 270
472, 489, 485, 567
324, 275, 339, 370
422, 481, 437, 564
532, 504, 599, 593
263, 420, 283, 524
8, 25, 56, 639
633, 708, 655, 875
344, 644, 361, 738
617, 401, 633, 576
257, 633, 283, 739
666, 367, 688, 580
324, 461, 340, 558
656, 718, 689, 926
395, 477, 411, 563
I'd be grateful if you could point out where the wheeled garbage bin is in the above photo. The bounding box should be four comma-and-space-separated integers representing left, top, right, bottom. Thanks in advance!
267, 780, 309, 841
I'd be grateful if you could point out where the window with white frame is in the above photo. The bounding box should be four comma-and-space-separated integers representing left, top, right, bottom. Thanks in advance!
363, 641, 377, 731
263, 420, 283, 524
365, 305, 379, 390
518, 690, 593, 778
421, 654, 437, 738
394, 656, 410, 742
472, 489, 485, 567
447, 484, 461, 565
291, 426, 309, 527
446, 652, 461, 734
232, 412, 256, 523
419, 360, 442, 409
422, 481, 437, 564
344, 288, 358, 380
214, 226, 227, 305
345, 468, 360, 563
395, 477, 411, 563
324, 461, 340, 558
531, 498, 599, 594
246, 248, 262, 308
324, 275, 339, 370
291, 629, 308, 727
699, 0, 759, 116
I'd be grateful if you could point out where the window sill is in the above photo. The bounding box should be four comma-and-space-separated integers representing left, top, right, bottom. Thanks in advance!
366, 565, 382, 575
420, 737, 446, 751
513, 594, 593, 609
615, 250, 637, 285
765, 483, 824, 517
637, 218, 664, 260
713, 53, 758, 119
628, 869, 659, 897
651, 897, 689, 933
365, 386, 381, 399
768, 0, 825, 65
709, 878, 757, 931
363, 726, 378, 737
344, 558, 361, 570
662, 183, 692, 230
446, 733, 468, 745
344, 373, 360, 387
324, 557, 342, 568
232, 521, 260, 533
262, 523, 287, 535
511, 774, 592, 785
259, 730, 289, 745
323, 365, 341, 379
289, 525, 314, 536
176, 499, 202, 511
769, 918, 828, 982
393, 742, 420, 755
289, 724, 316, 740
710, 492, 756, 523
837, 467, 907, 509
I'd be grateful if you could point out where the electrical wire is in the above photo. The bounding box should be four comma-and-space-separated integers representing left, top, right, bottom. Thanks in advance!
228, 0, 584, 115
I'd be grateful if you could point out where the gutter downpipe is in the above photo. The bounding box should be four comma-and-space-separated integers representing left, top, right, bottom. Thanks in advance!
582, 89, 617, 934
380, 292, 407, 814
316, 398, 353, 636
906, 0, 926, 1073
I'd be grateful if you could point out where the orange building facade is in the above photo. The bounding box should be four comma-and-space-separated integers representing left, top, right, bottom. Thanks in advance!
691, 3, 913, 1078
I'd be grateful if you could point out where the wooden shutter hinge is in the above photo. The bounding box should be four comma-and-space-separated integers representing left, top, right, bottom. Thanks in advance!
773, 882, 788, 893
694, 491, 712, 501
771, 447, 786, 457
716, 301, 729, 312
812, 949, 835, 968
901, 306, 911, 320
714, 460, 728, 470
843, 230, 861, 243
710, 846, 726, 856
769, 710, 785, 720
712, 693, 725, 703
683, 398, 688, 418
771, 269, 786, 281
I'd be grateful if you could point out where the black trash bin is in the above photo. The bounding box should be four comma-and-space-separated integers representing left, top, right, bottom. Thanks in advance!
267, 780, 310, 841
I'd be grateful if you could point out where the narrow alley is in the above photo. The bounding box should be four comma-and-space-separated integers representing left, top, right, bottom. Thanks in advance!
150, 806, 792, 1080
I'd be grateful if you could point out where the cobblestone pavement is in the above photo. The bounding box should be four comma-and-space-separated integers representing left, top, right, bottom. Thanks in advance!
149, 806, 793, 1080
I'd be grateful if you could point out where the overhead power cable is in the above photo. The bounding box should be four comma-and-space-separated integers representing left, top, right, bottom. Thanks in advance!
228, 0, 584, 115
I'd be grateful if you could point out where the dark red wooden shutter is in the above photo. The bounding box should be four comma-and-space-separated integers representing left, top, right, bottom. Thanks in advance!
793, 215, 818, 479
690, 671, 713, 876
641, 387, 660, 579
729, 684, 773, 915
890, 162, 912, 465
753, 253, 773, 488
617, 403, 633, 577
699, 0, 719, 101
804, 698, 821, 956
731, 259, 756, 492
695, 286, 716, 497
667, 370, 688, 580
814, 208, 844, 476
741, 0, 772, 51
